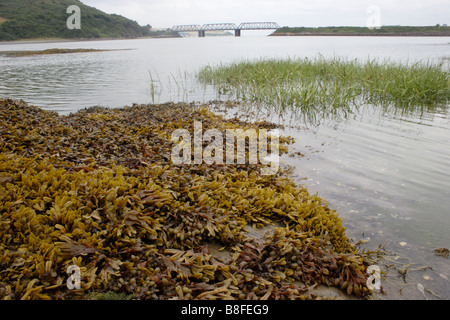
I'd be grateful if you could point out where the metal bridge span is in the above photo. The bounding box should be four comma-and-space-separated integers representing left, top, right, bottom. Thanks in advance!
171, 22, 280, 37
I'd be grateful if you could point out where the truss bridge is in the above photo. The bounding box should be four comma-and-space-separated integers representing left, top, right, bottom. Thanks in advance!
171, 22, 280, 37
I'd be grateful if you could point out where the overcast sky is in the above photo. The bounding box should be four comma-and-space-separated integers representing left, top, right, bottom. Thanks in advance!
81, 0, 449, 29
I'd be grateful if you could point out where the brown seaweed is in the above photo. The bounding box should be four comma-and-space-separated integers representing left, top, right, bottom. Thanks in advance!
0, 98, 373, 300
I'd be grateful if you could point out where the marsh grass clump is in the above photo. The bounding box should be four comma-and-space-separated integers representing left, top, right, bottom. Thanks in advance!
197, 57, 450, 119
1, 99, 372, 300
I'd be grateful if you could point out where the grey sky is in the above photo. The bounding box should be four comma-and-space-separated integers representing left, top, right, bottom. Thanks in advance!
81, 0, 449, 28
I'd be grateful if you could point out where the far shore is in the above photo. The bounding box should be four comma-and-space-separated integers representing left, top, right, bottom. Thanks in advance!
0, 38, 119, 45
270, 32, 450, 37
0, 48, 134, 57
0, 35, 180, 45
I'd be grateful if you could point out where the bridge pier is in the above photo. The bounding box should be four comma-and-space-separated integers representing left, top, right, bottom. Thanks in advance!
234, 29, 241, 37
198, 30, 205, 37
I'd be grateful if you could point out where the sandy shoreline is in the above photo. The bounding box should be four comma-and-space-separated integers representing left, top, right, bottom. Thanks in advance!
0, 38, 108, 45
0, 36, 178, 46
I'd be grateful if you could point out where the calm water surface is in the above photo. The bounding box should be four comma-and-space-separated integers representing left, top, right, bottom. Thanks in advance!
1, 36, 449, 299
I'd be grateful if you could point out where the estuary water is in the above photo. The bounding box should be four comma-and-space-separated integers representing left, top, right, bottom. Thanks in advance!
0, 35, 449, 299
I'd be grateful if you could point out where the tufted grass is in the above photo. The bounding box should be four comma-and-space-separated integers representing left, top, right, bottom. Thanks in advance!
197, 57, 450, 118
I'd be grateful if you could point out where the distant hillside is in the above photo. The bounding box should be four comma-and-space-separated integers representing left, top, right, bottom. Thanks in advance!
0, 0, 177, 41
271, 25, 450, 37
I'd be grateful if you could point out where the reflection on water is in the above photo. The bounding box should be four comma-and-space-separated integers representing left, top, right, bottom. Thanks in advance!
0, 50, 145, 112
302, 106, 450, 300
284, 104, 450, 247
0, 36, 449, 299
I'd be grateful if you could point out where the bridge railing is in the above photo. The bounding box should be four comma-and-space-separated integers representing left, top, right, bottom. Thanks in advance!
201, 23, 238, 31
238, 22, 280, 30
172, 24, 203, 32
